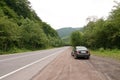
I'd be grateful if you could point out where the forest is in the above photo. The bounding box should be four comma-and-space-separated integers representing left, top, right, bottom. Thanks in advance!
0, 0, 63, 54
71, 2, 120, 49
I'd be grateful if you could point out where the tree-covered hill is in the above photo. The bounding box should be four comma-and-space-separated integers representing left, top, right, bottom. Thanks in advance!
57, 27, 82, 38
0, 0, 62, 54
56, 27, 82, 45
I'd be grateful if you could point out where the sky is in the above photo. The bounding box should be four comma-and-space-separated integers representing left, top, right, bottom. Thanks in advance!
28, 0, 119, 29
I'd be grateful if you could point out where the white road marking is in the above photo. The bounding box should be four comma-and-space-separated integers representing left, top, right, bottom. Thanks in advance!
0, 48, 62, 62
0, 50, 64, 80
0, 53, 41, 62
0, 49, 55, 62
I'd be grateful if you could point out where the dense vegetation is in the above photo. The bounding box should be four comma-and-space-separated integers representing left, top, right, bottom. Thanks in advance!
0, 0, 62, 54
70, 31, 83, 47
71, 2, 120, 49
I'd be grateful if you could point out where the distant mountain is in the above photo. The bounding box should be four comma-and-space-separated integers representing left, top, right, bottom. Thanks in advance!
56, 27, 82, 45
57, 27, 82, 38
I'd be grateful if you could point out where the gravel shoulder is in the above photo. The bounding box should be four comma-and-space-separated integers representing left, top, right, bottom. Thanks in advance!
90, 55, 120, 80
32, 48, 120, 80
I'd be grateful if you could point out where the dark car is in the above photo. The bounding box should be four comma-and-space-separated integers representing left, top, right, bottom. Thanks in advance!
71, 46, 90, 59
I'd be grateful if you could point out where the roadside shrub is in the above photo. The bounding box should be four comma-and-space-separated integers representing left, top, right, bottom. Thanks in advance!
99, 47, 104, 52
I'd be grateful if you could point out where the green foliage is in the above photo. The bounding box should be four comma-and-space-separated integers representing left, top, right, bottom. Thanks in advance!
20, 18, 49, 49
0, 0, 62, 54
42, 22, 58, 37
0, 17, 21, 51
62, 36, 71, 46
2, 6, 18, 19
91, 49, 120, 61
4, 0, 41, 21
70, 2, 120, 49
70, 31, 83, 47
83, 20, 120, 49
82, 5, 120, 49
98, 47, 105, 52
0, 8, 4, 17
42, 22, 63, 47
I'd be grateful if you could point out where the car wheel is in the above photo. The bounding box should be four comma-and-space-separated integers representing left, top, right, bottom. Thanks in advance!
86, 56, 90, 59
74, 54, 78, 59
71, 52, 73, 56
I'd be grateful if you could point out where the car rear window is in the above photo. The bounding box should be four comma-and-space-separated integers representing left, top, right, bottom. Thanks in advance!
76, 47, 87, 51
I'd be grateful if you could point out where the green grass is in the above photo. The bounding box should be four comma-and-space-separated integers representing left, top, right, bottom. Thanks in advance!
0, 46, 54, 55
0, 48, 30, 55
91, 48, 120, 61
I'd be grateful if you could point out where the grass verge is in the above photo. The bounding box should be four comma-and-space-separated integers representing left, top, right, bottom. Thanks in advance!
0, 46, 54, 55
91, 49, 120, 61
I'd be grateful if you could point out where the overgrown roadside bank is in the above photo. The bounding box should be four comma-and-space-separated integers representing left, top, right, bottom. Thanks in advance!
91, 49, 120, 61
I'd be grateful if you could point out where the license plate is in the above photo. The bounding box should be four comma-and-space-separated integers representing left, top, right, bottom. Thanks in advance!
81, 51, 86, 53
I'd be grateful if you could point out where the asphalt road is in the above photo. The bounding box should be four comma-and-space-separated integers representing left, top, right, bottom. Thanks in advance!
0, 47, 69, 80
33, 47, 120, 80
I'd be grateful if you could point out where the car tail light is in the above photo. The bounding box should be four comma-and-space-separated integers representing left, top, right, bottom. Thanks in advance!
79, 51, 81, 54
86, 51, 90, 54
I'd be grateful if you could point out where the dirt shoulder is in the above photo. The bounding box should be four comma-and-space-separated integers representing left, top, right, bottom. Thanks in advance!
32, 48, 120, 80
90, 55, 120, 80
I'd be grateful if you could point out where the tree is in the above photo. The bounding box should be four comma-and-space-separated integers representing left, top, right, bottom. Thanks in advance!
70, 31, 83, 47
0, 0, 63, 54
0, 17, 20, 51
42, 22, 62, 47
20, 18, 48, 49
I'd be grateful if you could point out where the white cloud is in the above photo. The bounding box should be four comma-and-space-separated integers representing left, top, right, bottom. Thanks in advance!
28, 0, 118, 29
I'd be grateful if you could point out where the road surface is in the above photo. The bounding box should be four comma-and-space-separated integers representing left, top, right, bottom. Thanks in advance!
0, 47, 69, 80
0, 47, 120, 80
32, 47, 120, 80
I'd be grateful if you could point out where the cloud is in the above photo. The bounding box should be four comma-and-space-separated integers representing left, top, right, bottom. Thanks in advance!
28, 0, 116, 29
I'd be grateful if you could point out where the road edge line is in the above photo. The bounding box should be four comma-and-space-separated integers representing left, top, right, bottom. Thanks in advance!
0, 50, 63, 80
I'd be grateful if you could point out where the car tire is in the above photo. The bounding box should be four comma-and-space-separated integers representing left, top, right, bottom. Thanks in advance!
74, 54, 78, 59
86, 56, 90, 59
71, 52, 73, 56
